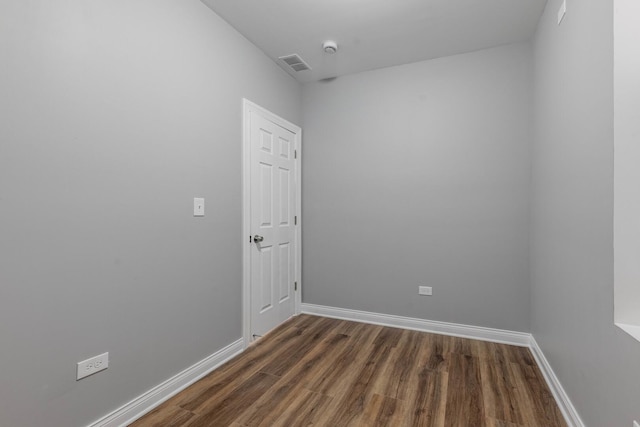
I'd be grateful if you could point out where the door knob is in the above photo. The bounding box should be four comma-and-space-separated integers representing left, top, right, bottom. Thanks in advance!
253, 235, 264, 243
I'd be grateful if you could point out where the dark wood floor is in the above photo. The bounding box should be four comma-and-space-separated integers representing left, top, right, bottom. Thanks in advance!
130, 315, 566, 427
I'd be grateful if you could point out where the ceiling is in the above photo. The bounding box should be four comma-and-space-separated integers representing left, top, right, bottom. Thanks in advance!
201, 0, 547, 83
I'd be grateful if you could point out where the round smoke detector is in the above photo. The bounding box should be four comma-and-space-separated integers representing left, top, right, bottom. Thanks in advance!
323, 40, 338, 54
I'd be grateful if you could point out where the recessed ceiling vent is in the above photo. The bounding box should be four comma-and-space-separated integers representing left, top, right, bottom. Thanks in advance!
279, 54, 312, 72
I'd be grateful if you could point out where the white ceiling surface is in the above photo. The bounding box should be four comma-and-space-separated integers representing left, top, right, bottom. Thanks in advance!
201, 0, 547, 83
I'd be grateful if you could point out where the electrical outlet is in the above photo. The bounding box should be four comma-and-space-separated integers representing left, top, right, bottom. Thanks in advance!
418, 286, 432, 296
76, 352, 109, 380
633, 421, 639, 427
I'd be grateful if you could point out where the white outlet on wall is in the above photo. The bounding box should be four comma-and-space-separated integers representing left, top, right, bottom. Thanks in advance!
633, 421, 639, 427
418, 286, 432, 296
76, 352, 109, 380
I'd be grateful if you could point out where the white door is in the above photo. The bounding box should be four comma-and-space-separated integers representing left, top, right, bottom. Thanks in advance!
246, 104, 299, 340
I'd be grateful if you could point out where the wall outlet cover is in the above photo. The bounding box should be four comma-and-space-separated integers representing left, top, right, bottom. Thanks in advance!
633, 421, 639, 427
418, 286, 433, 296
77, 352, 109, 380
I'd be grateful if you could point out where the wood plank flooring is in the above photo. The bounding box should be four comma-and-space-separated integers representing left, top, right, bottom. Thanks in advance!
130, 315, 566, 427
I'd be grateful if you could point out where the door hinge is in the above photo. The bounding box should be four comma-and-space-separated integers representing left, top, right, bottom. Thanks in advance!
294, 216, 297, 225
294, 150, 297, 159
294, 281, 298, 291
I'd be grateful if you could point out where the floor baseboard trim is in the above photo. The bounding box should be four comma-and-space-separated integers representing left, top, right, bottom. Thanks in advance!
529, 336, 585, 427
87, 339, 244, 427
301, 303, 531, 347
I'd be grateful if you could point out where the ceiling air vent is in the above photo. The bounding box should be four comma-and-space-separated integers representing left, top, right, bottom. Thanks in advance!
279, 54, 312, 72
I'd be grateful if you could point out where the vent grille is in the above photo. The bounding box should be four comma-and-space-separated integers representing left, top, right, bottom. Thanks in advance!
279, 54, 311, 72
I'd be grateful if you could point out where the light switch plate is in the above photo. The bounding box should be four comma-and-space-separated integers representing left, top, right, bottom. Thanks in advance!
557, 0, 567, 25
194, 198, 205, 217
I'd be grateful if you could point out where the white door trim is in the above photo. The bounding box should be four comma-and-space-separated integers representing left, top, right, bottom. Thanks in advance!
242, 99, 302, 348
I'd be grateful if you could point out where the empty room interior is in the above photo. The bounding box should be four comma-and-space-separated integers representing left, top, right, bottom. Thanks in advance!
2, 0, 640, 426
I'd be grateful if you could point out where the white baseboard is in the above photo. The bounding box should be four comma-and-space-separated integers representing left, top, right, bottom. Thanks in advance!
87, 339, 244, 427
301, 303, 531, 347
529, 337, 585, 427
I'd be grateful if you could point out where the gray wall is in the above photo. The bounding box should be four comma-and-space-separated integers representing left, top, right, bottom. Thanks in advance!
302, 43, 532, 332
613, 0, 640, 327
531, 0, 640, 425
0, 1, 301, 426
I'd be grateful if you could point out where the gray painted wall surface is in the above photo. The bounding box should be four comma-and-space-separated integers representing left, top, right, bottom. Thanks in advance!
302, 43, 532, 332
531, 0, 640, 425
0, 1, 301, 426
613, 0, 640, 327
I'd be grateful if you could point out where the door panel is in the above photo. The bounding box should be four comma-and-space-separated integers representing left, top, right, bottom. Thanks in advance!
279, 167, 290, 225
279, 242, 291, 302
259, 246, 273, 313
259, 163, 273, 227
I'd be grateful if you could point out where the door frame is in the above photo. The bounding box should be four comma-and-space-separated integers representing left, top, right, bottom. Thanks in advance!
242, 99, 302, 348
